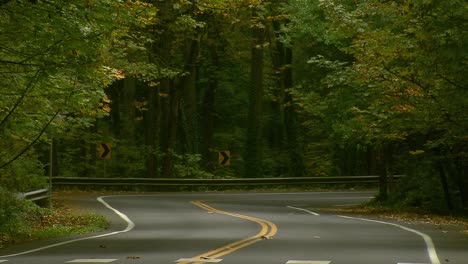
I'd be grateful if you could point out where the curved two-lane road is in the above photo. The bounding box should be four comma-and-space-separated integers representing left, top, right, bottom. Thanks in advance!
0, 192, 466, 264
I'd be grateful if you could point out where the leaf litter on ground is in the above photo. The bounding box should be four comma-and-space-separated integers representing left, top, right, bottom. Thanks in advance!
321, 205, 468, 236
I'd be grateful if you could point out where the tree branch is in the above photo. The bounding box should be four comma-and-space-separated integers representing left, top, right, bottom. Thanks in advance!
382, 64, 462, 127
438, 74, 466, 90
0, 59, 40, 66
0, 70, 41, 128
20, 39, 63, 64
0, 110, 59, 170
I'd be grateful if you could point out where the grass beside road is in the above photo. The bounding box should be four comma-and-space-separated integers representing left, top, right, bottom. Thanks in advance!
0, 196, 108, 250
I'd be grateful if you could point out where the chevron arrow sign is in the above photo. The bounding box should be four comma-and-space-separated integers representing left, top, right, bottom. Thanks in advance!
218, 151, 231, 166
99, 143, 111, 160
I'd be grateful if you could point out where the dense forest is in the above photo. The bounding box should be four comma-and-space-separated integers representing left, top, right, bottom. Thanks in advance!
0, 0, 466, 213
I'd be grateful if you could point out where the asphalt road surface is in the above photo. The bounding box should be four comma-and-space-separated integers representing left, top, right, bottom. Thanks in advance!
0, 191, 467, 264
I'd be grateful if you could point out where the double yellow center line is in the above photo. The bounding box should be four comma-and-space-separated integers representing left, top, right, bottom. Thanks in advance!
177, 201, 278, 264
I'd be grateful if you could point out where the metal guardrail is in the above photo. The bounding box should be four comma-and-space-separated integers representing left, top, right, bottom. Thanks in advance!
20, 188, 50, 201
17, 176, 403, 204
52, 175, 403, 188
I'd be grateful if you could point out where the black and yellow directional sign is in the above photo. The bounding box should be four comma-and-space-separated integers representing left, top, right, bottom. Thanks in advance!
218, 151, 231, 166
99, 143, 111, 159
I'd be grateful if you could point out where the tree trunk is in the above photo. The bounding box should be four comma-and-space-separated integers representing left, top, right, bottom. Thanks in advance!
144, 84, 160, 178
155, 0, 178, 178
437, 161, 454, 211
368, 145, 377, 176
283, 47, 305, 177
377, 144, 388, 200
180, 40, 199, 154
267, 21, 285, 150
108, 82, 121, 138
51, 137, 59, 177
121, 77, 136, 142
244, 9, 265, 178
386, 143, 395, 193
457, 160, 468, 211
161, 80, 179, 178
200, 48, 218, 170
159, 79, 170, 176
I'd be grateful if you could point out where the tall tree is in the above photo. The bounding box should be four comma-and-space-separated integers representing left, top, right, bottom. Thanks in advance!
244, 4, 266, 178
268, 1, 306, 177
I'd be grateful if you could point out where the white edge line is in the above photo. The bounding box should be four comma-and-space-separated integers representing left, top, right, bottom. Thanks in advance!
175, 258, 223, 263
66, 259, 118, 263
0, 196, 135, 258
397, 263, 430, 264
286, 261, 331, 264
337, 215, 440, 264
287, 206, 320, 216
332, 203, 360, 207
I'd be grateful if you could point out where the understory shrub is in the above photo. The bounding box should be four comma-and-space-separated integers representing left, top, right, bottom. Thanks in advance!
0, 186, 42, 246
0, 156, 47, 192
0, 187, 108, 249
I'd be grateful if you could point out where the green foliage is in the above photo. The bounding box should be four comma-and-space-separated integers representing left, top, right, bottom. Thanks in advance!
0, 186, 108, 248
173, 152, 214, 178
375, 156, 449, 213
0, 187, 47, 246
0, 0, 160, 167
110, 144, 148, 177
283, 0, 467, 211
261, 149, 289, 177
290, 0, 467, 150
0, 156, 47, 192
0, 187, 26, 234
319, 0, 467, 146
